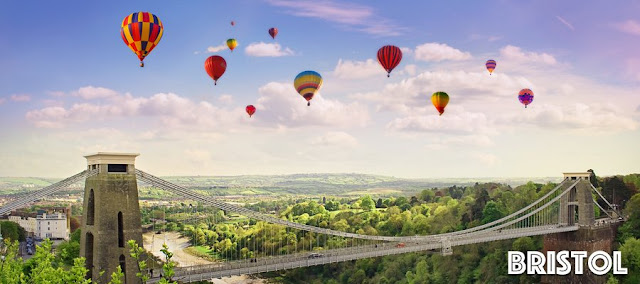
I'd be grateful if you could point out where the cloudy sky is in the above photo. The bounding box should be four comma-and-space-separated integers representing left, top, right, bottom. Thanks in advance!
1, 0, 639, 178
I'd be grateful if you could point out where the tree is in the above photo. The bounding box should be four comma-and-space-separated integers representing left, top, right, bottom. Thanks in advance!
361, 196, 375, 211
70, 217, 81, 233
619, 237, 640, 283
376, 198, 384, 208
481, 201, 504, 224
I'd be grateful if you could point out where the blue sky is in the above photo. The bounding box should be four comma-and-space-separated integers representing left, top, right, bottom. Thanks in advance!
1, 0, 639, 178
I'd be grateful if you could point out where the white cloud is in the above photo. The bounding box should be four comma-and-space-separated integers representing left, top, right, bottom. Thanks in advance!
500, 45, 557, 65
218, 95, 233, 105
614, 20, 640, 36
25, 88, 244, 130
311, 132, 358, 147
72, 86, 118, 100
184, 149, 212, 164
472, 152, 498, 166
556, 16, 575, 31
255, 82, 369, 128
245, 42, 294, 57
10, 94, 31, 102
207, 44, 228, 53
333, 59, 384, 79
266, 0, 405, 36
414, 43, 471, 62
499, 103, 638, 133
386, 108, 491, 135
402, 64, 417, 76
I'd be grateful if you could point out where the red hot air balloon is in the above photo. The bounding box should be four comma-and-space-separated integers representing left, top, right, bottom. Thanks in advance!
518, 89, 534, 108
231, 21, 235, 26
377, 45, 402, 77
246, 105, 256, 117
269, 27, 278, 39
204, 56, 227, 85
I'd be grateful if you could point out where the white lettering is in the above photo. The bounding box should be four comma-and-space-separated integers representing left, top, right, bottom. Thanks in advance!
546, 251, 556, 274
588, 251, 611, 275
527, 251, 546, 275
613, 251, 628, 275
508, 251, 526, 274
571, 251, 588, 274
556, 251, 571, 275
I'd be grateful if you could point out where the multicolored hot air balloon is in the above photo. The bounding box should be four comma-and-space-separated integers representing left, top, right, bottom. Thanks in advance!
294, 71, 323, 106
269, 27, 278, 39
518, 89, 534, 108
227, 39, 237, 52
431, 92, 450, 116
377, 45, 402, 77
486, 59, 497, 75
204, 56, 227, 85
246, 105, 256, 117
121, 12, 164, 67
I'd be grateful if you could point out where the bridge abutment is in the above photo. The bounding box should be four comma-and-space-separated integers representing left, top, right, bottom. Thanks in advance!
79, 153, 143, 283
542, 224, 619, 284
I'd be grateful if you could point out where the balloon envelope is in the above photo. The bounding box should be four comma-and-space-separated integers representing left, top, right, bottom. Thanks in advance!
269, 27, 278, 39
486, 59, 496, 75
431, 92, 450, 116
231, 21, 235, 26
204, 56, 227, 85
518, 89, 534, 108
121, 12, 164, 67
377, 45, 402, 77
227, 38, 237, 51
294, 71, 323, 106
246, 105, 256, 117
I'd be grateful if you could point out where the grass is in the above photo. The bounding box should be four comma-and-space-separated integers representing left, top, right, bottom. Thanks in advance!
184, 245, 219, 262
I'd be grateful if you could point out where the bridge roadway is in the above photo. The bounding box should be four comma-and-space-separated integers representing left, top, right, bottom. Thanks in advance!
149, 224, 582, 283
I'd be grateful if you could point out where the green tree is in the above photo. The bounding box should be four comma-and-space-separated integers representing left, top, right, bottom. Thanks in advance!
481, 201, 504, 224
620, 237, 640, 284
361, 195, 375, 211
128, 240, 150, 284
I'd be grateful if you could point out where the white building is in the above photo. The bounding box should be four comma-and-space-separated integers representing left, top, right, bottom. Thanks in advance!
35, 212, 69, 240
7, 215, 36, 235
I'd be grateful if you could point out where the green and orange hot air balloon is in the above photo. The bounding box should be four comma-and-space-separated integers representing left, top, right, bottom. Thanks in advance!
121, 12, 164, 67
227, 38, 237, 52
294, 71, 322, 106
431, 92, 449, 116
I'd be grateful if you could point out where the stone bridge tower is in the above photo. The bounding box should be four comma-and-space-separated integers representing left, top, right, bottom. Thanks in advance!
80, 153, 143, 283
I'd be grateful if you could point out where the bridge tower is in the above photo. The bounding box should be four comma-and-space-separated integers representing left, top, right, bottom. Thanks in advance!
544, 172, 617, 284
558, 172, 595, 227
79, 153, 143, 283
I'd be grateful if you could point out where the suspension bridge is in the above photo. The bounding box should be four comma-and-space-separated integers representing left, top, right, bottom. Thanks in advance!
0, 153, 622, 283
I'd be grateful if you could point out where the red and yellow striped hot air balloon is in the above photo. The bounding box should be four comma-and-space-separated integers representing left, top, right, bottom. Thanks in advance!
431, 92, 450, 116
121, 12, 164, 67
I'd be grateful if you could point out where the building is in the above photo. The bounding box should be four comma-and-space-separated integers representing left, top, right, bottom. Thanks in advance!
36, 212, 68, 240
6, 207, 71, 240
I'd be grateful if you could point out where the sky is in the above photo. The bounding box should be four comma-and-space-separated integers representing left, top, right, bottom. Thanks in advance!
1, 0, 639, 179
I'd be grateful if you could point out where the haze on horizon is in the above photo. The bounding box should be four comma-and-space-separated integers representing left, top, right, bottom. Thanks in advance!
1, 1, 639, 179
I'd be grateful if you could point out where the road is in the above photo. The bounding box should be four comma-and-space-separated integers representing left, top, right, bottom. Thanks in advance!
142, 231, 213, 266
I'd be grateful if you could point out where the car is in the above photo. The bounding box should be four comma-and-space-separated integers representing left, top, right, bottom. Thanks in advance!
27, 248, 33, 255
395, 243, 406, 248
308, 253, 324, 259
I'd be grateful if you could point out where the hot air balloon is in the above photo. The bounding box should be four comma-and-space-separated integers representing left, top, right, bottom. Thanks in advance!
246, 105, 256, 117
227, 39, 237, 52
294, 71, 323, 106
269, 27, 278, 39
231, 21, 235, 26
121, 12, 164, 67
518, 89, 534, 108
486, 59, 496, 75
377, 45, 402, 77
431, 92, 450, 116
204, 56, 227, 85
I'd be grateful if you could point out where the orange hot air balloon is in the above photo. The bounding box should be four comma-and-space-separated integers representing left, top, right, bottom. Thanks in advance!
269, 27, 278, 39
204, 56, 227, 85
431, 92, 449, 116
227, 38, 237, 52
246, 105, 256, 117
